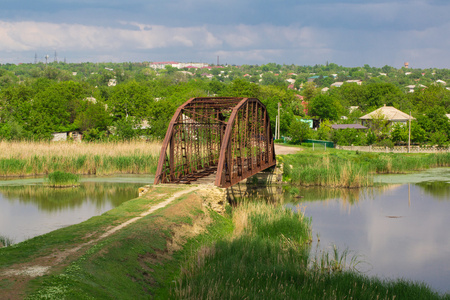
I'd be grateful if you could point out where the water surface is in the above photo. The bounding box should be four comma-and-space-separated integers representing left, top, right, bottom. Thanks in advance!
0, 175, 153, 244
285, 168, 450, 294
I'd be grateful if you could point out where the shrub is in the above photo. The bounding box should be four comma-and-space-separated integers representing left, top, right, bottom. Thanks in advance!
44, 171, 80, 187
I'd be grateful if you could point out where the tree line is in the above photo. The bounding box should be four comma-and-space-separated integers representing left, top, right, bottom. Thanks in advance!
0, 62, 449, 145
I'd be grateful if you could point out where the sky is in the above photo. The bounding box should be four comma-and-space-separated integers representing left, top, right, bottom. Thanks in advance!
1, 0, 450, 68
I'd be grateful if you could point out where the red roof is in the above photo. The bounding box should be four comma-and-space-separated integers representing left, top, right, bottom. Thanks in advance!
151, 61, 178, 65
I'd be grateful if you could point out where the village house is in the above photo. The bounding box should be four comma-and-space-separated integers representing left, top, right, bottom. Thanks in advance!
360, 105, 415, 127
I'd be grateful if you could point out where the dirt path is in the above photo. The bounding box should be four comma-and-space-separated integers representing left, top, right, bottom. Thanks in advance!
275, 144, 302, 155
0, 185, 203, 299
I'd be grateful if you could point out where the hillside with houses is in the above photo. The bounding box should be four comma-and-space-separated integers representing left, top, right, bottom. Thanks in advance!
0, 61, 449, 146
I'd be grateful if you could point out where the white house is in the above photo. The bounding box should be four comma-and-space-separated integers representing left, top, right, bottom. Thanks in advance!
346, 80, 362, 85
331, 82, 344, 88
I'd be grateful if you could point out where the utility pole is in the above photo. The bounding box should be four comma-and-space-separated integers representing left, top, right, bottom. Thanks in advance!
277, 102, 281, 141
408, 110, 411, 153
275, 116, 278, 140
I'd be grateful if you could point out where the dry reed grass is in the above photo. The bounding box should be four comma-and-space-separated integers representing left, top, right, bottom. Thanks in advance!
0, 140, 162, 176
0, 140, 162, 159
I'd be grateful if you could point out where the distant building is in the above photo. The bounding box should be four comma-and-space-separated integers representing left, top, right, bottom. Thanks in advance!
108, 79, 117, 87
52, 131, 82, 142
149, 61, 209, 70
345, 80, 362, 85
286, 78, 296, 84
331, 124, 367, 130
149, 61, 178, 69
330, 82, 344, 88
405, 84, 427, 93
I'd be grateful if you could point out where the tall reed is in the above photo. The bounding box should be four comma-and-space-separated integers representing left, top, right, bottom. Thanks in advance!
174, 199, 445, 299
175, 201, 313, 299
0, 235, 14, 247
0, 140, 161, 176
282, 150, 450, 188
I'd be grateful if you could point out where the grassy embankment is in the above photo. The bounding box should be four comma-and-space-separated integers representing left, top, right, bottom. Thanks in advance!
1, 186, 447, 299
0, 140, 161, 177
281, 146, 450, 188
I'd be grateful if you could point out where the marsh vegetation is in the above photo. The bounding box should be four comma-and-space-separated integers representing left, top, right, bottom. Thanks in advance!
0, 140, 161, 177
281, 147, 450, 187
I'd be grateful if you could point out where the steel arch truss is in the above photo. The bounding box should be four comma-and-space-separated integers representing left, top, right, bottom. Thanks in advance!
154, 97, 276, 188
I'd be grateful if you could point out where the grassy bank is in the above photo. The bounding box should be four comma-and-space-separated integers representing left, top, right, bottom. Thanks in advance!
281, 147, 450, 187
0, 185, 229, 299
0, 140, 161, 177
175, 199, 448, 299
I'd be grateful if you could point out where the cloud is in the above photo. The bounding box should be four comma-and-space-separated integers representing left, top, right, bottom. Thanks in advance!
0, 21, 223, 52
1, 0, 450, 67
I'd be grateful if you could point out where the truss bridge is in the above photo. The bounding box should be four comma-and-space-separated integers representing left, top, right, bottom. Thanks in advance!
154, 97, 276, 188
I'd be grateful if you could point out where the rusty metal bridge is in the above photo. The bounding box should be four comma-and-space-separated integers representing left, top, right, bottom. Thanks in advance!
154, 97, 276, 188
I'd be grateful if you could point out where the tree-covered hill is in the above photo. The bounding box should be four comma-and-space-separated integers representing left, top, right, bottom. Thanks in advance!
1, 61, 449, 145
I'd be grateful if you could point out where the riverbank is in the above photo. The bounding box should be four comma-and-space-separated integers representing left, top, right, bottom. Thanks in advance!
281, 146, 450, 188
1, 184, 447, 299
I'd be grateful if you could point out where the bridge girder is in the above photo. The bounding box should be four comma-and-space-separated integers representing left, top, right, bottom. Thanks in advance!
154, 97, 276, 188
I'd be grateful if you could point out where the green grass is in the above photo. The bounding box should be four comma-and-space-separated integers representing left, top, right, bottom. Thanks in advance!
44, 171, 80, 187
19, 186, 233, 300
0, 154, 159, 177
281, 148, 450, 188
173, 199, 448, 300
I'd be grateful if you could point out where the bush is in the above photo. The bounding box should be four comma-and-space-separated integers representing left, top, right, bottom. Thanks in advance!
44, 171, 80, 187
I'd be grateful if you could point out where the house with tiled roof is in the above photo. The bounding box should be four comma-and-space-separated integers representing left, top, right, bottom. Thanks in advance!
360, 105, 415, 126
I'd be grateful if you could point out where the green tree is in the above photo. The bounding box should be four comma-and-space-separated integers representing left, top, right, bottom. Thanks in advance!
222, 78, 260, 98
391, 123, 408, 144
308, 94, 343, 121
288, 119, 311, 143
302, 82, 318, 102
108, 81, 152, 120
113, 118, 137, 140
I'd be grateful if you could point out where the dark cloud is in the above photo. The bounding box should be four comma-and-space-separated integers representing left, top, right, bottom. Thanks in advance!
0, 0, 449, 67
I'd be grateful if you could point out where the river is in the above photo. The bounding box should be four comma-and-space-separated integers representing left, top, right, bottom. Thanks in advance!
1, 169, 449, 294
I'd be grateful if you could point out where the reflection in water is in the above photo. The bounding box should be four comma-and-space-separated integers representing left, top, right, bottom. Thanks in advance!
0, 182, 139, 211
415, 181, 450, 201
226, 183, 284, 204
0, 179, 143, 244
285, 181, 450, 295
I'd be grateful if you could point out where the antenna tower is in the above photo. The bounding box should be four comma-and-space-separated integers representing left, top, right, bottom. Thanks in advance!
45, 54, 49, 64
54, 51, 58, 63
